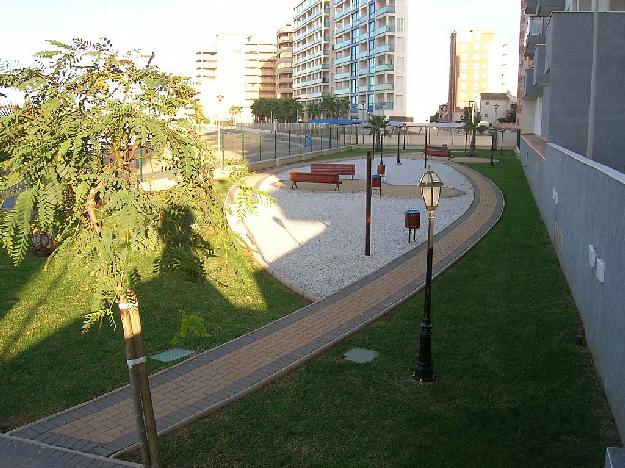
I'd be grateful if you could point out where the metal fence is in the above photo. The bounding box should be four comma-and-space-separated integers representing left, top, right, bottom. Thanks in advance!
207, 123, 519, 164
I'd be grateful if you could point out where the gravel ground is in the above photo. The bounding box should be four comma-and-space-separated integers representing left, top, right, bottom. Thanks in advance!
228, 158, 474, 301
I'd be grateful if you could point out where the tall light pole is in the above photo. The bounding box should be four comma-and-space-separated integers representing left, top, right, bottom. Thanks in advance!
365, 151, 373, 256
412, 167, 444, 383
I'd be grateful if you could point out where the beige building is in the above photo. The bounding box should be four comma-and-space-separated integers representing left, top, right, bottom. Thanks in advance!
195, 33, 276, 124
293, 0, 409, 119
447, 30, 497, 121
276, 24, 294, 99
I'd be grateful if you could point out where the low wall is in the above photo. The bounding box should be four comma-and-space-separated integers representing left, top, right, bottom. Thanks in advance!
520, 136, 625, 442
248, 145, 355, 172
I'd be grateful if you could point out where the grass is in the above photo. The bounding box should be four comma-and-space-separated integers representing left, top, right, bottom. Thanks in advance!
0, 180, 309, 431
121, 149, 620, 467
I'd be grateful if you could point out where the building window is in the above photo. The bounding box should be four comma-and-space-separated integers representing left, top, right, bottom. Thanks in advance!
396, 18, 404, 33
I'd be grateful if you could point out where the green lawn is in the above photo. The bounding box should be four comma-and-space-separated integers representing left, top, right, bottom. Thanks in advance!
0, 181, 309, 431
122, 150, 620, 467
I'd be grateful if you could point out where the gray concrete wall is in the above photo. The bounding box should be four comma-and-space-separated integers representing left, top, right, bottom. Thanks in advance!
521, 136, 625, 442
547, 12, 625, 173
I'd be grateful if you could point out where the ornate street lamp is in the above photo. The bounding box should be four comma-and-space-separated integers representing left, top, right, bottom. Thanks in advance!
413, 167, 444, 383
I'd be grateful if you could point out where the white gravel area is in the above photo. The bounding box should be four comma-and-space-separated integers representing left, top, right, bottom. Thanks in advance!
228, 158, 474, 301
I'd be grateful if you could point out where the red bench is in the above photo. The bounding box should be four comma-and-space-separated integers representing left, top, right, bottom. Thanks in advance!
310, 163, 356, 179
425, 145, 452, 159
289, 172, 342, 191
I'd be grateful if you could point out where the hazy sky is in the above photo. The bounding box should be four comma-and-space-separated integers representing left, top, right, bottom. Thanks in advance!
1, 0, 521, 120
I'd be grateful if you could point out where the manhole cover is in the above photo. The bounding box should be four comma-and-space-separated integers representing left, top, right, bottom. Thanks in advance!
151, 348, 194, 363
343, 348, 379, 364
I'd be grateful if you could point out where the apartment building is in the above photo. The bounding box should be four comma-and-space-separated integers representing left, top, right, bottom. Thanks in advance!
292, 0, 333, 104
518, 0, 625, 444
276, 24, 294, 99
292, 0, 409, 120
195, 33, 276, 124
447, 30, 497, 121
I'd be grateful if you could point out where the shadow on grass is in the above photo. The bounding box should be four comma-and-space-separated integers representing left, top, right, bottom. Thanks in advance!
0, 203, 308, 432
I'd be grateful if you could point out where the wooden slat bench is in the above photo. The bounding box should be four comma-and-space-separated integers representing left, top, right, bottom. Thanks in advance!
310, 163, 356, 179
425, 145, 452, 159
289, 172, 342, 190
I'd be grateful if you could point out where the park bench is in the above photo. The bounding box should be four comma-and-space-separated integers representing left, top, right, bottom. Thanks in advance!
425, 145, 452, 160
310, 163, 356, 179
289, 172, 342, 191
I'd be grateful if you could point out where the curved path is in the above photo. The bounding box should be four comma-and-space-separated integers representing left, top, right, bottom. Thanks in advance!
7, 163, 504, 462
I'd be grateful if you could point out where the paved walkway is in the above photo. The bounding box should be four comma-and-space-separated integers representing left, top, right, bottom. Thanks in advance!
7, 163, 504, 463
0, 434, 139, 467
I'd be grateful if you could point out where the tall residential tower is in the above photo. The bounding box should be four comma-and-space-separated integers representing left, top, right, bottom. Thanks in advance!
292, 0, 409, 120
195, 33, 276, 124
276, 24, 295, 99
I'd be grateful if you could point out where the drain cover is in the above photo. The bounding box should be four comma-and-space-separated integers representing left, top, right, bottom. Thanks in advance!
343, 348, 379, 364
151, 348, 194, 363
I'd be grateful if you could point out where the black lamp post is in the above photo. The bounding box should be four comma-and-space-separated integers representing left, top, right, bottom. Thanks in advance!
412, 167, 444, 383
396, 125, 401, 165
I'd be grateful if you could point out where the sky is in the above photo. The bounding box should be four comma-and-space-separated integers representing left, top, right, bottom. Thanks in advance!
1, 0, 521, 120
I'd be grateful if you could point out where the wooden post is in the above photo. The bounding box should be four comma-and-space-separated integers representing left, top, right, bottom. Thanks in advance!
119, 297, 161, 468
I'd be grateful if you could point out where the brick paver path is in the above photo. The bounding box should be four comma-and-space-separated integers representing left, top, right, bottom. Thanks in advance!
8, 164, 503, 462
0, 434, 139, 467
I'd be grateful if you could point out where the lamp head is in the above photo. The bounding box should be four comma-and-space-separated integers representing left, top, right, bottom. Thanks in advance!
419, 166, 444, 212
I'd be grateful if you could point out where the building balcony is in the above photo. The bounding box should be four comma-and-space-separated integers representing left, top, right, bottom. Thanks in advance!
357, 67, 369, 76
537, 0, 566, 16
294, 25, 321, 42
293, 38, 325, 54
374, 44, 395, 54
376, 6, 396, 16
375, 25, 396, 35
335, 88, 351, 96
335, 55, 351, 65
357, 50, 370, 59
524, 16, 547, 58
297, 12, 322, 29
523, 68, 542, 100
335, 5, 356, 20
374, 62, 394, 72
357, 85, 369, 93
334, 40, 351, 51
374, 82, 394, 91
533, 44, 549, 87
334, 72, 350, 81
335, 23, 352, 36
375, 102, 394, 110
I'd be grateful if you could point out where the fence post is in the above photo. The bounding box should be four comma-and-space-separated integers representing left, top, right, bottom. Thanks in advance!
343, 126, 346, 146
241, 130, 245, 160
274, 130, 277, 159
329, 125, 332, 149
288, 130, 291, 156
259, 131, 262, 161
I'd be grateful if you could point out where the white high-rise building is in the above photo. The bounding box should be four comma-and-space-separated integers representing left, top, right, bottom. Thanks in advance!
292, 0, 409, 120
195, 33, 276, 124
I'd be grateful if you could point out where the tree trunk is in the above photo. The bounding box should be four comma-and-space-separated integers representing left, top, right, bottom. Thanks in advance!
118, 294, 161, 468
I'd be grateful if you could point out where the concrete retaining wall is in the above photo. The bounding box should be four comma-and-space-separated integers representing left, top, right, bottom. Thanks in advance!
520, 136, 625, 442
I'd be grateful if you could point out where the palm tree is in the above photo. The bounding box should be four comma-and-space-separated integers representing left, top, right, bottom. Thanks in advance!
306, 102, 321, 120
365, 115, 390, 164
228, 105, 242, 125
462, 107, 482, 157
320, 93, 337, 119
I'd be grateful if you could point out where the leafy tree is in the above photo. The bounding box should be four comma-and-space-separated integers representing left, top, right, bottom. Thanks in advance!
250, 98, 301, 123
461, 107, 482, 156
0, 38, 253, 465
